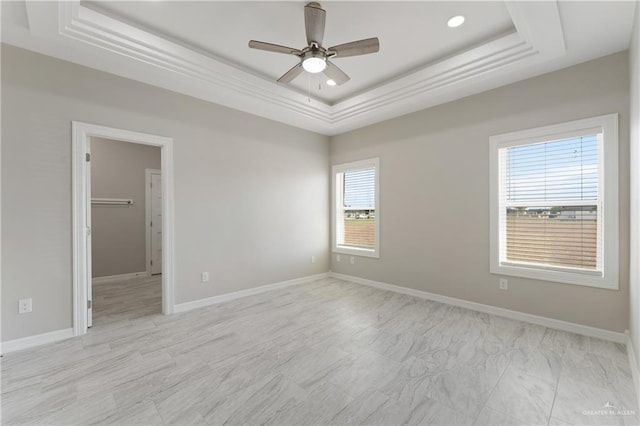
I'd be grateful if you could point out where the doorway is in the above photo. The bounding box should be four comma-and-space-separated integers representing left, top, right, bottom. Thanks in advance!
89, 140, 161, 326
72, 122, 175, 337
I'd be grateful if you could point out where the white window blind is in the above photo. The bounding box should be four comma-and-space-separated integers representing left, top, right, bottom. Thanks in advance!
332, 158, 379, 258
499, 133, 602, 274
342, 168, 376, 249
490, 114, 618, 289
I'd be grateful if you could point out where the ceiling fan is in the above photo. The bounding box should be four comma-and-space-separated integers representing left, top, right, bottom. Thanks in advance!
248, 2, 380, 86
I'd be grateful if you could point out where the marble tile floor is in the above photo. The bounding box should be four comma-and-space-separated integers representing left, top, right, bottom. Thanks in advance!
91, 274, 163, 326
1, 276, 638, 425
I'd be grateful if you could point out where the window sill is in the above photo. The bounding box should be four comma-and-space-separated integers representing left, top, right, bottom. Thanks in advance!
333, 246, 379, 259
491, 263, 618, 290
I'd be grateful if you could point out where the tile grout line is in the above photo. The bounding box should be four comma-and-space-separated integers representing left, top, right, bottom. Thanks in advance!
546, 359, 563, 425
471, 347, 515, 424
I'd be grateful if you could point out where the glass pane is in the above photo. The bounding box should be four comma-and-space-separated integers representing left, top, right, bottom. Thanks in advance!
505, 135, 599, 203
343, 209, 375, 248
506, 205, 598, 270
342, 167, 375, 249
343, 168, 375, 209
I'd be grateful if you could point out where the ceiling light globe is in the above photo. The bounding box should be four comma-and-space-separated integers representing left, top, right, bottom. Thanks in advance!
302, 57, 326, 73
447, 15, 465, 28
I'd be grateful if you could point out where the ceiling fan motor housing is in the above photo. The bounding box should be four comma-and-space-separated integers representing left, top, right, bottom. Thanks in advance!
248, 1, 379, 85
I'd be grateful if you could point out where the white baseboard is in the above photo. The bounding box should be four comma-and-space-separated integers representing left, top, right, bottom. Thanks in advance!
1, 328, 74, 354
330, 272, 627, 344
627, 331, 640, 411
173, 272, 330, 313
92, 271, 149, 285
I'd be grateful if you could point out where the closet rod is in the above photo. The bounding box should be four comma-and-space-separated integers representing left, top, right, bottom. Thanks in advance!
91, 198, 133, 206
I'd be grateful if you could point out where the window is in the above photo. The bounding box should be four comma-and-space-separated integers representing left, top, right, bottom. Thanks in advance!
490, 114, 618, 289
332, 158, 379, 258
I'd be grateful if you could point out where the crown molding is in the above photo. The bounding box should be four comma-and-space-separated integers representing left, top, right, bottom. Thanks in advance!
331, 32, 535, 124
56, 1, 334, 132
329, 1, 565, 131
12, 0, 566, 135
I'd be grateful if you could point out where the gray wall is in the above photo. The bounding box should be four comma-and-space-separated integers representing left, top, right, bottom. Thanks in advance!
1, 45, 330, 341
1, 42, 633, 342
629, 3, 640, 382
330, 52, 630, 332
90, 138, 161, 278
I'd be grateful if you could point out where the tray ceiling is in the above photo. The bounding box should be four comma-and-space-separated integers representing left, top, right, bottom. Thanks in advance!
84, 1, 515, 103
1, 1, 636, 135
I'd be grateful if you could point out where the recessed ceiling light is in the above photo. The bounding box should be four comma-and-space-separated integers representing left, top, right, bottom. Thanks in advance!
447, 15, 465, 28
326, 79, 337, 86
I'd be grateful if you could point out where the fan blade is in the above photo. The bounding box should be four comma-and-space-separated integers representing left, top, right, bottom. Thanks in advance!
248, 40, 301, 56
277, 63, 304, 83
323, 61, 350, 85
304, 2, 326, 45
328, 37, 379, 58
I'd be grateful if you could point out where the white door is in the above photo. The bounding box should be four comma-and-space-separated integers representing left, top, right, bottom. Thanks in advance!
150, 171, 163, 274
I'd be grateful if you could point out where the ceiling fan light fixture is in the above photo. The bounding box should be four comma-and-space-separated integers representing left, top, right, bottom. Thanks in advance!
248, 2, 378, 85
447, 15, 465, 28
302, 56, 326, 73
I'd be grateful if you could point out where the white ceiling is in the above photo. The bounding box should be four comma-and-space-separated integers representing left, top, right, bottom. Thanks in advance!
1, 1, 637, 135
83, 1, 515, 103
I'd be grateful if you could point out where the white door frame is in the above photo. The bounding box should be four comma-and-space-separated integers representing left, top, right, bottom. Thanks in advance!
72, 122, 175, 336
145, 168, 162, 276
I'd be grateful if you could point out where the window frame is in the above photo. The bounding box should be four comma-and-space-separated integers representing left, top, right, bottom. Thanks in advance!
332, 158, 380, 258
489, 114, 619, 290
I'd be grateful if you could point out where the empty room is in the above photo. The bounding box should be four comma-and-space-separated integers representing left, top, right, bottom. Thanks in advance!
1, 1, 640, 425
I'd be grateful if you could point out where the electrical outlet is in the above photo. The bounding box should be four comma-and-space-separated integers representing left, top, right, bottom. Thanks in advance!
350, 256, 355, 265
499, 279, 508, 290
311, 256, 316, 264
18, 298, 32, 314
201, 272, 210, 283
336, 255, 341, 262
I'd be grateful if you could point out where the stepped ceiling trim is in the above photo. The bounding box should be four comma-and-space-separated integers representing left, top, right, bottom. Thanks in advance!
13, 1, 567, 135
